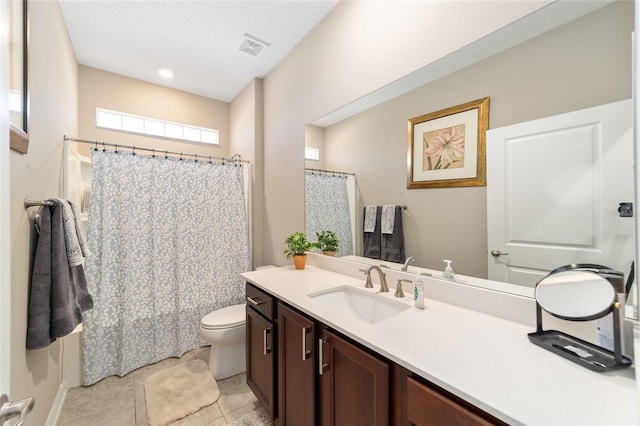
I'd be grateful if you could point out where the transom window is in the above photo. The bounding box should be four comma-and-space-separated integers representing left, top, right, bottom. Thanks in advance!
96, 108, 219, 145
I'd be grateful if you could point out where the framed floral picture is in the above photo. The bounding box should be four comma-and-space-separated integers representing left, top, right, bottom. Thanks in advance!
407, 97, 489, 189
9, 0, 29, 154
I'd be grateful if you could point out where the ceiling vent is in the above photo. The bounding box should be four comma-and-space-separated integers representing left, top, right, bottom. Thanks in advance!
238, 33, 270, 57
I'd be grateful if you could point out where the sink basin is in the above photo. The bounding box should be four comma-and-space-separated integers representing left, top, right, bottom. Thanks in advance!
307, 285, 409, 324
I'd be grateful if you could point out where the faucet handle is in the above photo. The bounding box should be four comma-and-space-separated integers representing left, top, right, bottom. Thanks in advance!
395, 279, 412, 298
359, 269, 374, 288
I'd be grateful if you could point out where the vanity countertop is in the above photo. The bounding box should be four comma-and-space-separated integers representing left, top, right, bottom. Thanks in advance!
241, 265, 638, 426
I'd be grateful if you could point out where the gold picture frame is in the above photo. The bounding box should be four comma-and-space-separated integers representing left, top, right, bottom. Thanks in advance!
9, 0, 29, 154
407, 97, 489, 189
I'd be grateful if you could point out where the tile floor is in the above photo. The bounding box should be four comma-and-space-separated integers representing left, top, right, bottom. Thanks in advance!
57, 347, 272, 426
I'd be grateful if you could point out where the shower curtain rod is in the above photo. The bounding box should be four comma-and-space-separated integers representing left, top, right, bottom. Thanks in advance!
63, 135, 250, 164
305, 167, 355, 176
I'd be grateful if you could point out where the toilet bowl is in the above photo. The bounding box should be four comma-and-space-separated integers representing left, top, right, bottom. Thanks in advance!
199, 303, 246, 380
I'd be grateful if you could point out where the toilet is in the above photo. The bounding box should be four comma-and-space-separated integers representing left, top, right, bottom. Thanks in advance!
199, 303, 246, 380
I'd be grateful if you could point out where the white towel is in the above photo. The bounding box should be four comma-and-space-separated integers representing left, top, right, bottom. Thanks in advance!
381, 205, 396, 234
364, 205, 377, 233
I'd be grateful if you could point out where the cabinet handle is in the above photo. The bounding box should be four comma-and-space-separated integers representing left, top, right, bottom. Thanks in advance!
247, 296, 261, 306
263, 328, 271, 355
318, 338, 328, 375
302, 326, 311, 361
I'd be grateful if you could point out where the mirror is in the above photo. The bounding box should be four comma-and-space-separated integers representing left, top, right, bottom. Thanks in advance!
535, 271, 616, 321
303, 1, 636, 314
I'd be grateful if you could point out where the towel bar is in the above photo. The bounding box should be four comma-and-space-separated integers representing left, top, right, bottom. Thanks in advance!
24, 199, 54, 208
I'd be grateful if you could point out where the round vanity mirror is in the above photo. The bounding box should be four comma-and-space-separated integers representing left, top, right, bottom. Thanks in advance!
535, 270, 616, 321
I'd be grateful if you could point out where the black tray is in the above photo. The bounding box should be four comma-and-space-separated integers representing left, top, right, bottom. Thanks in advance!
528, 330, 632, 372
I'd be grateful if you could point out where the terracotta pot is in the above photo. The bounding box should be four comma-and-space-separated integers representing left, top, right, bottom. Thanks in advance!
322, 250, 336, 256
293, 254, 307, 270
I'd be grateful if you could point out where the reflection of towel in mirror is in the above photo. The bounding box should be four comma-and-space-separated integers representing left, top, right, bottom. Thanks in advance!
363, 206, 381, 258
381, 205, 405, 263
381, 205, 396, 234
364, 205, 377, 233
27, 205, 94, 350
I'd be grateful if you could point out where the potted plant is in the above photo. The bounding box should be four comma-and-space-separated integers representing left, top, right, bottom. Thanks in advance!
283, 232, 317, 269
316, 230, 339, 256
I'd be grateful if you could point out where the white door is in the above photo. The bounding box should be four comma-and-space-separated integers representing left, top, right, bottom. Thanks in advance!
487, 99, 635, 287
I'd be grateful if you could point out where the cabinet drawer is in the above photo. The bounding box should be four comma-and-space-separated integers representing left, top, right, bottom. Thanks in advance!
246, 282, 275, 320
407, 376, 494, 426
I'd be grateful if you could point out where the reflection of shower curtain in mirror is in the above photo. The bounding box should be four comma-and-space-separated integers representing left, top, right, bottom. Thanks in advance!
305, 172, 354, 256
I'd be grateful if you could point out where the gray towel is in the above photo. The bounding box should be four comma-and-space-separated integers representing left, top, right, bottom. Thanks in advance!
49, 198, 84, 266
363, 206, 381, 259
27, 207, 55, 349
69, 199, 90, 258
381, 205, 405, 263
27, 205, 93, 350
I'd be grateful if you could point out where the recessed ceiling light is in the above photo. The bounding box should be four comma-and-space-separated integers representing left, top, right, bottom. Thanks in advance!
157, 67, 175, 79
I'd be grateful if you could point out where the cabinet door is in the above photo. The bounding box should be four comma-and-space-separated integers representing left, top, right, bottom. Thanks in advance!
278, 303, 315, 426
319, 328, 389, 426
246, 307, 276, 419
406, 376, 495, 426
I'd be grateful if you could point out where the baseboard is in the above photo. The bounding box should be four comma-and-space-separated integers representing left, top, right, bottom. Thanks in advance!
44, 384, 67, 426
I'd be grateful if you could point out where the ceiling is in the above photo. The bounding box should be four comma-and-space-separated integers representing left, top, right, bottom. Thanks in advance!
58, 0, 339, 103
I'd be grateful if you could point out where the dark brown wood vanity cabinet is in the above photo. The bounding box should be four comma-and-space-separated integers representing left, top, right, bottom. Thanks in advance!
318, 327, 390, 426
246, 284, 276, 420
277, 302, 316, 426
246, 282, 504, 426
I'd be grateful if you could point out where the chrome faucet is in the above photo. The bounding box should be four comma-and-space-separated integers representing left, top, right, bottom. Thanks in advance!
361, 265, 389, 292
402, 256, 416, 272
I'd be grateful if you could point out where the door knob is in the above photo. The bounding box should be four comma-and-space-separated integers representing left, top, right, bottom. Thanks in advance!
490, 249, 509, 257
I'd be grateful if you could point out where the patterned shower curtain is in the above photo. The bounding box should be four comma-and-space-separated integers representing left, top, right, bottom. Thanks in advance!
305, 171, 353, 256
82, 150, 250, 385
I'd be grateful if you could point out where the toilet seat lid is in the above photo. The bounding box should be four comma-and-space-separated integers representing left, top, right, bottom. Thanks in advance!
201, 303, 245, 329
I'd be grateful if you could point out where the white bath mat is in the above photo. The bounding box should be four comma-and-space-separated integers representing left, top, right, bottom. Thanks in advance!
145, 359, 220, 426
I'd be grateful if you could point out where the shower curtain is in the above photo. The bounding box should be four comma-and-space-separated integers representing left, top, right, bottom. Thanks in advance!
305, 171, 354, 256
82, 150, 250, 385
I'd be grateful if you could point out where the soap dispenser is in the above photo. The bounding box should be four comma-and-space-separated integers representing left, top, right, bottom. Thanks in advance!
442, 260, 457, 281
413, 276, 425, 309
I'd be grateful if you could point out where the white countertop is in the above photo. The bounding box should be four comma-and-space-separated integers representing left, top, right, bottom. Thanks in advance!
241, 265, 639, 426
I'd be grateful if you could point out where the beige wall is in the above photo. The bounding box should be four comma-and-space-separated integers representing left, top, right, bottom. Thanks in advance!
322, 1, 633, 278
9, 1, 78, 424
77, 66, 230, 158
230, 78, 265, 267
260, 0, 579, 267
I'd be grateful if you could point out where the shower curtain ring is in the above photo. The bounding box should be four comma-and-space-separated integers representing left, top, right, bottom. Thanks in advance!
102, 142, 106, 152
115, 144, 118, 153
194, 154, 198, 162
94, 141, 98, 151
179, 152, 183, 161
152, 148, 155, 158
209, 156, 212, 164
165, 149, 168, 159
132, 145, 136, 155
